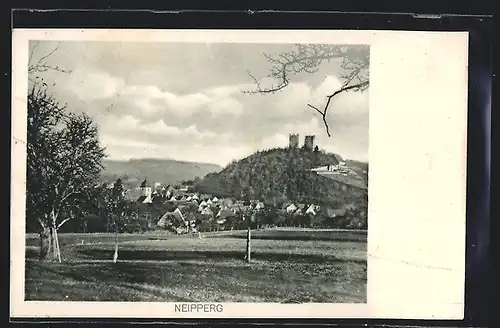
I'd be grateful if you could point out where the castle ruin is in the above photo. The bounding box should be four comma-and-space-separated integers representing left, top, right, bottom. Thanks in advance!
304, 135, 315, 150
289, 134, 299, 148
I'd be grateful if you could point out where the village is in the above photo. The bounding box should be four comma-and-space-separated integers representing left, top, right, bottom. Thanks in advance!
122, 178, 327, 234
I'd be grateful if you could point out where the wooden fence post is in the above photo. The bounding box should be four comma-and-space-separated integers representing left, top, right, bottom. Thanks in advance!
246, 227, 251, 262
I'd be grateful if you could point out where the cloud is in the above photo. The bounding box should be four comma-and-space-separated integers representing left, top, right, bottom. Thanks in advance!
112, 115, 182, 136
207, 97, 244, 116
31, 41, 369, 166
64, 68, 125, 101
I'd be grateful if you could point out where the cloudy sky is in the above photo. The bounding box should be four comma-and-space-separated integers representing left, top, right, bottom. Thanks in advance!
28, 41, 369, 167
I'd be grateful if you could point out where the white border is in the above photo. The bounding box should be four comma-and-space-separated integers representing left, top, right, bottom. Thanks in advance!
11, 29, 468, 319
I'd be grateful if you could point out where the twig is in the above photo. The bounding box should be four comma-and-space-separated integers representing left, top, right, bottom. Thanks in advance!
307, 80, 369, 137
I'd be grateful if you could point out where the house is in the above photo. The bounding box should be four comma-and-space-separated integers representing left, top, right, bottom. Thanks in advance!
254, 202, 265, 210
310, 165, 330, 173
198, 200, 210, 212
137, 193, 153, 204
177, 202, 198, 213
212, 196, 219, 203
157, 207, 186, 228
206, 199, 213, 206
164, 185, 175, 198
200, 207, 213, 217
285, 203, 298, 213
174, 226, 189, 234
232, 204, 251, 214
305, 204, 318, 216
295, 203, 306, 213
217, 208, 235, 220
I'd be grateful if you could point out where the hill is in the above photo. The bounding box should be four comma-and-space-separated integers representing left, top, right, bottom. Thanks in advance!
194, 147, 368, 208
101, 158, 222, 188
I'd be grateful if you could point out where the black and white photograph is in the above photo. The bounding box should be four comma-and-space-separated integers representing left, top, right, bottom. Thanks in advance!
11, 29, 469, 320
23, 39, 369, 303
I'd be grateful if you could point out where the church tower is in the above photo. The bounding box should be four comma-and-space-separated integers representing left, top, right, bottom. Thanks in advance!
140, 179, 152, 198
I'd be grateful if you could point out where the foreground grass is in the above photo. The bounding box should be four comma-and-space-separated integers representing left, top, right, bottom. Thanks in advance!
25, 230, 367, 303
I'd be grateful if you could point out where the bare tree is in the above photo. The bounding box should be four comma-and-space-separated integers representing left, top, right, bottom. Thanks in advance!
243, 44, 369, 137
28, 41, 71, 84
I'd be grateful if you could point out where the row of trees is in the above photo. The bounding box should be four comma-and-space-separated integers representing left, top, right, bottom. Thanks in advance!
35, 189, 368, 236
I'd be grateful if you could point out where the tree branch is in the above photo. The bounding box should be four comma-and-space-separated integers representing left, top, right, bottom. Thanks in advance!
307, 104, 330, 137
28, 42, 72, 77
306, 80, 369, 137
37, 217, 46, 230
28, 41, 39, 68
59, 190, 76, 205
57, 218, 72, 230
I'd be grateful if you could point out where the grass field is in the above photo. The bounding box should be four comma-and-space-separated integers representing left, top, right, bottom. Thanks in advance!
25, 228, 367, 303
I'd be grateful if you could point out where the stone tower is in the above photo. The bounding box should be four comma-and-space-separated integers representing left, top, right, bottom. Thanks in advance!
289, 133, 299, 148
304, 135, 315, 150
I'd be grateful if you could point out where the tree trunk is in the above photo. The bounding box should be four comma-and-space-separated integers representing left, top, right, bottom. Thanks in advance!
51, 228, 57, 260
54, 227, 62, 262
44, 210, 62, 263
42, 226, 58, 262
38, 228, 49, 261
47, 227, 53, 260
245, 228, 251, 262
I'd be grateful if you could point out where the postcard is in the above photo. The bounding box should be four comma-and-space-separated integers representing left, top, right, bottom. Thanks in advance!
11, 28, 468, 319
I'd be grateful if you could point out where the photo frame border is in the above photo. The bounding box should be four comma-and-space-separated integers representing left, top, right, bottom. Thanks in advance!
8, 8, 493, 328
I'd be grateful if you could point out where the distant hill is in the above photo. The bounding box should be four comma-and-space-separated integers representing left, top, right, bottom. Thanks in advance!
101, 158, 222, 188
193, 147, 368, 208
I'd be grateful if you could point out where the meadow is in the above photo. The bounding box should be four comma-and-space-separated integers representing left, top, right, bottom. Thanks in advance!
25, 229, 367, 303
